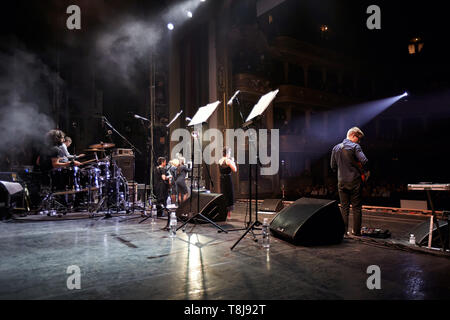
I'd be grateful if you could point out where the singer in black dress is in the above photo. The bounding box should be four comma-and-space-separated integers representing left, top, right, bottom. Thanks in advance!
219, 147, 237, 218
175, 157, 191, 204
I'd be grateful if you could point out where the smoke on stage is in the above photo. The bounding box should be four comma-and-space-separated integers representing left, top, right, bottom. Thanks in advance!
0, 48, 57, 161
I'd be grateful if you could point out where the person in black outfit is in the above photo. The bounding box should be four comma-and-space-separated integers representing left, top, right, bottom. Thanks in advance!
219, 147, 237, 218
331, 127, 369, 236
175, 157, 191, 204
168, 158, 178, 205
154, 157, 170, 229
37, 130, 81, 178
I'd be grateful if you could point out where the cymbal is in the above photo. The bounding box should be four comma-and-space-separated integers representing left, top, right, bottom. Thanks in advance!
89, 142, 115, 149
84, 148, 106, 152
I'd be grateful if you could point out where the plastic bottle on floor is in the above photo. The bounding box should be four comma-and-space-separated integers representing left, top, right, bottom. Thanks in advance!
262, 218, 270, 249
169, 212, 177, 238
409, 234, 416, 245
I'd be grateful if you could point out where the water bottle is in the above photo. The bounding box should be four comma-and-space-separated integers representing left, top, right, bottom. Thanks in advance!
151, 205, 157, 224
169, 212, 177, 238
262, 218, 270, 249
409, 234, 416, 245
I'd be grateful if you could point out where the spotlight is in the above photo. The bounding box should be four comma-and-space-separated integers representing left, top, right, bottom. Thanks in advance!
200, 0, 206, 2
403, 92, 409, 97
186, 11, 193, 18
167, 23, 174, 30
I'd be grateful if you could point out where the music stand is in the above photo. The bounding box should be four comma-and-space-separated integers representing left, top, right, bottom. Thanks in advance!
230, 89, 279, 250
176, 101, 228, 233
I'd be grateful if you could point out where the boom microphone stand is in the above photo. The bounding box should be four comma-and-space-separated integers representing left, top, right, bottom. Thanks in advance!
218, 90, 253, 233
100, 116, 141, 219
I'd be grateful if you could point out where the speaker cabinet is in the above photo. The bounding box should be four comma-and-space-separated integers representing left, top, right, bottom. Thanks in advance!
411, 220, 449, 247
113, 155, 135, 182
0, 181, 24, 220
176, 191, 227, 223
260, 198, 283, 213
270, 197, 345, 246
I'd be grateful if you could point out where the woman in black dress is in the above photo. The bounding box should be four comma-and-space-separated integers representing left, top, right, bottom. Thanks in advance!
219, 147, 237, 218
175, 157, 191, 204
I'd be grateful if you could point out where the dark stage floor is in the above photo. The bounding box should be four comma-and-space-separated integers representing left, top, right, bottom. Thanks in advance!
1, 202, 449, 300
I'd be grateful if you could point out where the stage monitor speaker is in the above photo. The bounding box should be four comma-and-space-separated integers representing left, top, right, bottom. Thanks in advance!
260, 198, 283, 213
411, 220, 449, 247
113, 155, 135, 182
270, 197, 345, 246
176, 191, 227, 223
0, 181, 24, 220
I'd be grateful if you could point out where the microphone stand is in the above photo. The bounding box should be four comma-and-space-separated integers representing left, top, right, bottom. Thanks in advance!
219, 94, 251, 234
103, 116, 142, 155
119, 116, 158, 222
100, 116, 140, 218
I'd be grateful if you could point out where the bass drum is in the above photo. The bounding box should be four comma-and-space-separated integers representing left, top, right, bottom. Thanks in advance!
50, 167, 81, 192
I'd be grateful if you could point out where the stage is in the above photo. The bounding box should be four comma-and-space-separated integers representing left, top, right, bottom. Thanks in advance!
1, 202, 449, 300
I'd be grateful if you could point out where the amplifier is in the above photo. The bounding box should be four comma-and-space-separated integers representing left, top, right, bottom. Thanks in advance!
0, 172, 19, 182
113, 155, 135, 182
113, 149, 134, 157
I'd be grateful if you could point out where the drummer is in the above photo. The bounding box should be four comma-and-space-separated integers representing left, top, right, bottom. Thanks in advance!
37, 130, 81, 173
59, 136, 85, 162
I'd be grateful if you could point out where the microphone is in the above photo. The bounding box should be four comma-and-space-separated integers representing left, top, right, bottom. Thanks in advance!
227, 90, 240, 105
134, 114, 149, 121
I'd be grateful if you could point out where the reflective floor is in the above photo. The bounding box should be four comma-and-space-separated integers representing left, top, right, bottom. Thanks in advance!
0, 202, 449, 300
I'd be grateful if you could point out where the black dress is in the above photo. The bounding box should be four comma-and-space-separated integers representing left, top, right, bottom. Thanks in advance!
175, 165, 191, 195
220, 164, 234, 211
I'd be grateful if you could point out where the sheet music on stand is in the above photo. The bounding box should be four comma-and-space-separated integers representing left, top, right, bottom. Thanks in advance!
188, 101, 221, 127
245, 89, 279, 123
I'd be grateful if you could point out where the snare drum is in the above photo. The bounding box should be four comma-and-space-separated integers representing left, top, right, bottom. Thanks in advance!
50, 167, 81, 192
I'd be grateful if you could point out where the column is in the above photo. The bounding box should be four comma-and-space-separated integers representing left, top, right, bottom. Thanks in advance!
208, 20, 220, 194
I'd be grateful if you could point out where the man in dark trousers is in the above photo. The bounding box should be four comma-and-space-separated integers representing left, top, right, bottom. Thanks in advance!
331, 127, 369, 236
154, 157, 170, 229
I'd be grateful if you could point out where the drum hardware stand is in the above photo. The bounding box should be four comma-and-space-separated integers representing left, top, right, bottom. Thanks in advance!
37, 176, 68, 216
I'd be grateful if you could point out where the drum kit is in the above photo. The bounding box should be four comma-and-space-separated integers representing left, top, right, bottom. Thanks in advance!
38, 142, 130, 217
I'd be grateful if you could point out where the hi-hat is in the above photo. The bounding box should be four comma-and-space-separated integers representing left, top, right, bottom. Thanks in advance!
89, 142, 115, 149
